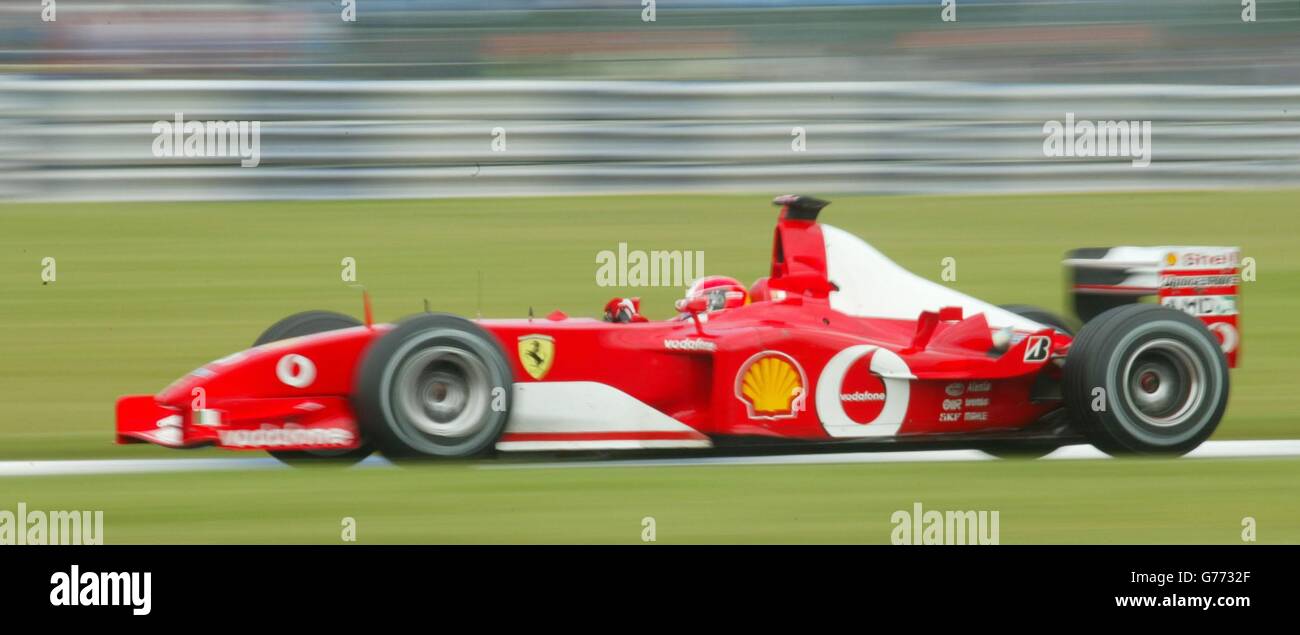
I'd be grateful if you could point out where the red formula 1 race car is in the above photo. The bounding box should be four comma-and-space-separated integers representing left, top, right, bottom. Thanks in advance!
116, 196, 1241, 463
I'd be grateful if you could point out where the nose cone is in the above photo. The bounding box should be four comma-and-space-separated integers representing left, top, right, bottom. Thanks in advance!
155, 349, 254, 407
155, 325, 384, 407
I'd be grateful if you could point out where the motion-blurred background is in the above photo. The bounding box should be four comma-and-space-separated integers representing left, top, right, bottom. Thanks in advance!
6, 0, 1299, 81
2, 2, 1298, 543
1, 0, 1298, 200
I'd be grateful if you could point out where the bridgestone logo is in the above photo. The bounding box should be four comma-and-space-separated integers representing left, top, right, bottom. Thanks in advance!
841, 391, 885, 402
1160, 274, 1239, 289
218, 424, 353, 448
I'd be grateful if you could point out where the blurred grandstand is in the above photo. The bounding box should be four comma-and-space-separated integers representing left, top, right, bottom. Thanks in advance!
0, 0, 1297, 200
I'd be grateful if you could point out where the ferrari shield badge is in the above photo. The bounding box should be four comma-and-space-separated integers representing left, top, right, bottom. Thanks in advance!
518, 334, 555, 380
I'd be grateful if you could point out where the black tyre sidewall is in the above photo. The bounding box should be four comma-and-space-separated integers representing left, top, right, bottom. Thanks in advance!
355, 314, 513, 458
1064, 303, 1138, 453
252, 310, 373, 465
268, 445, 374, 464
998, 304, 1075, 336
976, 442, 1059, 460
254, 310, 364, 347
1065, 305, 1228, 455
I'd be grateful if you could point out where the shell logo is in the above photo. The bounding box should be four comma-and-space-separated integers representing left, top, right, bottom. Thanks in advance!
735, 351, 807, 419
1165, 252, 1178, 266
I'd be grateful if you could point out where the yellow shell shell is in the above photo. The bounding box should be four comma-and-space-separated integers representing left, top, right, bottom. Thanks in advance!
741, 356, 802, 414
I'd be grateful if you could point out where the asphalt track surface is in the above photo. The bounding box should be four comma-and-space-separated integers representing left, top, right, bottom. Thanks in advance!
2, 440, 1299, 477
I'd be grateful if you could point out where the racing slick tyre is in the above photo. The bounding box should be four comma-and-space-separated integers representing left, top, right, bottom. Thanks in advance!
1062, 304, 1228, 456
975, 411, 1072, 459
999, 304, 1075, 336
354, 313, 512, 460
253, 310, 375, 466
976, 441, 1059, 460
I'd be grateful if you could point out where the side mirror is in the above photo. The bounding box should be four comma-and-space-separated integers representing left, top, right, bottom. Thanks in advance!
683, 296, 709, 314
677, 296, 709, 336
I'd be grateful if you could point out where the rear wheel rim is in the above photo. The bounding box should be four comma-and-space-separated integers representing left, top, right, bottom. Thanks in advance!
1122, 338, 1205, 428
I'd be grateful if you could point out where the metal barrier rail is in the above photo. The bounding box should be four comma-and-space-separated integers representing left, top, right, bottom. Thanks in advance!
2, 80, 1297, 201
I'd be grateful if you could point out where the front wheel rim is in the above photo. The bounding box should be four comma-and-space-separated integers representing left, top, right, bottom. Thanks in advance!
393, 346, 492, 438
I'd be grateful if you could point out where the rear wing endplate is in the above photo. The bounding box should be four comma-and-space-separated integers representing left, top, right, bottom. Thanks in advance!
1064, 246, 1241, 367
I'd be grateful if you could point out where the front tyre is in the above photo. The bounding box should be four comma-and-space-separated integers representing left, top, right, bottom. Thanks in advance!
253, 310, 374, 466
354, 313, 513, 460
1063, 304, 1228, 455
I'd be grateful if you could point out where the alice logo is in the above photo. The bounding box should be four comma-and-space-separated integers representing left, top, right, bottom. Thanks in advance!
152, 113, 262, 167
890, 502, 999, 545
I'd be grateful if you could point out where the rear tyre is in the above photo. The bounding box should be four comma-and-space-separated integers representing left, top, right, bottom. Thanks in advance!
999, 304, 1075, 335
1063, 304, 1228, 455
253, 311, 374, 466
354, 313, 513, 460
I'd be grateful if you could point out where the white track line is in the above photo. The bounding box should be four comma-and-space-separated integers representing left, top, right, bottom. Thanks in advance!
0, 457, 283, 477
0, 455, 391, 477
0, 440, 1298, 477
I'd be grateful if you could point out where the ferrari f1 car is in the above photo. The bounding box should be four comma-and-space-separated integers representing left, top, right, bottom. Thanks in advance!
116, 196, 1241, 463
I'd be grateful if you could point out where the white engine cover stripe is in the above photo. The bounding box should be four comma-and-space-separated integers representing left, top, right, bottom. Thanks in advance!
822, 224, 1045, 331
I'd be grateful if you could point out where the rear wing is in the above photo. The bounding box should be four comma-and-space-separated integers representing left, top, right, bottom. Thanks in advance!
1064, 247, 1241, 367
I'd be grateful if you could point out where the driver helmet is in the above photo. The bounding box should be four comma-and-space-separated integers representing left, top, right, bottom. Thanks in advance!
679, 276, 749, 313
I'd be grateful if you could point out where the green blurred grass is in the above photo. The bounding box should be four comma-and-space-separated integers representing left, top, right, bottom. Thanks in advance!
1, 191, 1297, 459
2, 457, 1295, 544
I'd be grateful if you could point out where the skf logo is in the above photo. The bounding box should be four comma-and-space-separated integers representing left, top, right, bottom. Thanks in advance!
518, 334, 555, 380
735, 351, 807, 419
1023, 336, 1052, 363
